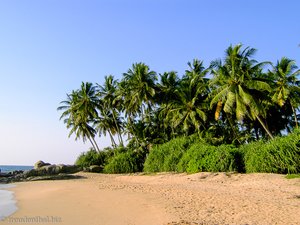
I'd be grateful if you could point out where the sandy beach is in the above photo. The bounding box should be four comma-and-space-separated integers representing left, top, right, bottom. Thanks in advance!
1, 172, 300, 225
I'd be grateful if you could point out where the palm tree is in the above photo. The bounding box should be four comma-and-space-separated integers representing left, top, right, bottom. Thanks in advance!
116, 63, 158, 148
156, 71, 180, 104
183, 59, 210, 100
122, 62, 157, 120
164, 85, 207, 136
162, 60, 208, 136
209, 44, 274, 139
94, 109, 123, 149
57, 83, 101, 152
97, 75, 124, 145
269, 57, 300, 128
156, 71, 181, 139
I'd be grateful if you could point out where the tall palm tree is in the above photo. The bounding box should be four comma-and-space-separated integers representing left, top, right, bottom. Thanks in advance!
117, 63, 157, 148
209, 44, 274, 139
94, 109, 123, 149
164, 85, 207, 135
156, 71, 181, 139
162, 60, 208, 136
97, 75, 124, 145
156, 71, 180, 104
122, 62, 157, 120
57, 83, 101, 152
183, 59, 210, 99
269, 57, 300, 128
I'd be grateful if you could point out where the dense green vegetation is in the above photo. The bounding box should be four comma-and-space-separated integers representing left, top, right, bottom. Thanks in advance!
286, 174, 300, 179
241, 129, 300, 173
75, 148, 111, 168
145, 129, 300, 174
143, 136, 197, 172
59, 44, 300, 174
177, 144, 240, 173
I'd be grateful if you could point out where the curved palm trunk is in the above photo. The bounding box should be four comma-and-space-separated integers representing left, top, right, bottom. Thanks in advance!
254, 126, 260, 140
111, 109, 124, 146
87, 135, 97, 151
87, 129, 101, 152
256, 115, 274, 139
108, 130, 117, 150
91, 135, 101, 153
128, 114, 135, 139
290, 102, 299, 128
225, 113, 242, 144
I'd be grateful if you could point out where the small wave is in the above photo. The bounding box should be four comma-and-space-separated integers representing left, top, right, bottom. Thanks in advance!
0, 185, 18, 221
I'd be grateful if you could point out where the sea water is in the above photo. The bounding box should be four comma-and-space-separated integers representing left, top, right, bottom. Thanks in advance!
0, 165, 33, 173
0, 184, 17, 221
0, 165, 33, 221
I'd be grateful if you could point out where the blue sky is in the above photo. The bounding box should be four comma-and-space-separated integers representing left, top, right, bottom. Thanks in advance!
0, 0, 299, 165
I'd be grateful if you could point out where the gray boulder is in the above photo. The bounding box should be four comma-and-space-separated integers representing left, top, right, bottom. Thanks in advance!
1, 162, 82, 184
58, 164, 81, 174
25, 163, 81, 178
89, 165, 103, 173
34, 160, 51, 169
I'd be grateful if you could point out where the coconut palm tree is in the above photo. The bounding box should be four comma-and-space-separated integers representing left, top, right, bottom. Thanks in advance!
162, 60, 209, 136
183, 59, 210, 100
94, 109, 123, 149
122, 62, 157, 120
164, 85, 207, 136
209, 44, 274, 139
156, 71, 180, 105
57, 83, 101, 152
269, 57, 300, 128
156, 71, 181, 138
97, 75, 124, 145
116, 63, 158, 148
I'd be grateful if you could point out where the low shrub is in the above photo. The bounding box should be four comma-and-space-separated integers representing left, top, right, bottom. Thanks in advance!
286, 174, 300, 179
75, 148, 108, 168
241, 129, 300, 174
103, 151, 143, 174
143, 136, 197, 173
177, 144, 240, 173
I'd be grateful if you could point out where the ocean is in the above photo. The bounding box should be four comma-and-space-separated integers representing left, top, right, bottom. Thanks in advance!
0, 165, 33, 173
0, 184, 17, 221
0, 165, 33, 221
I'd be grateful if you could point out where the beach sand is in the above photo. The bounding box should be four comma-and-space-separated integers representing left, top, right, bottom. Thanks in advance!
1, 172, 300, 225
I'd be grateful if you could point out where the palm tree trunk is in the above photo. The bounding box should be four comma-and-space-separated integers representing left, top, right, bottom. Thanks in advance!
112, 109, 124, 146
225, 113, 242, 144
94, 139, 101, 152
290, 102, 298, 128
87, 135, 97, 151
108, 130, 117, 148
256, 115, 274, 139
91, 135, 101, 153
128, 114, 136, 140
141, 103, 146, 122
86, 129, 101, 152
254, 126, 260, 140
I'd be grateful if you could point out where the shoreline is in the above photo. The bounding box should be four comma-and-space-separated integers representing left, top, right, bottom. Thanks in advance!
0, 184, 17, 221
1, 174, 173, 225
0, 172, 300, 225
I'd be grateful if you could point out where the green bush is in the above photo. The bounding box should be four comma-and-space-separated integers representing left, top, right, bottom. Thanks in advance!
103, 151, 143, 174
75, 148, 108, 168
286, 174, 300, 179
143, 136, 197, 172
177, 144, 240, 173
241, 129, 300, 174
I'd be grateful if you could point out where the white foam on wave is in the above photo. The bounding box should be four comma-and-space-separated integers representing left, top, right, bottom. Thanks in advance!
0, 185, 17, 221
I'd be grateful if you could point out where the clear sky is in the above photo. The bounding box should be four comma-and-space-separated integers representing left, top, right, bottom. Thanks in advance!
0, 0, 299, 165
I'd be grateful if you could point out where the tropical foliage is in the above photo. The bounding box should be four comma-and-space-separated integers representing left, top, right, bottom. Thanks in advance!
58, 44, 300, 174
